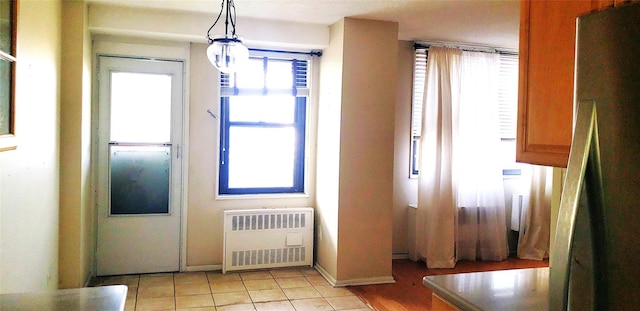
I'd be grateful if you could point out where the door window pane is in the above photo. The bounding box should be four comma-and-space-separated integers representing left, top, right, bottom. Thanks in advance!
0, 60, 11, 135
110, 145, 170, 215
110, 72, 172, 143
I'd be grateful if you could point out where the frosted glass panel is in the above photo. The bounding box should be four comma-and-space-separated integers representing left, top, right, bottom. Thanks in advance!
0, 60, 10, 135
110, 146, 170, 215
110, 72, 172, 143
228, 127, 295, 188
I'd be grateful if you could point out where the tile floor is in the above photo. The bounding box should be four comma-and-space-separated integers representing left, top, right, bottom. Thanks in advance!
92, 267, 372, 311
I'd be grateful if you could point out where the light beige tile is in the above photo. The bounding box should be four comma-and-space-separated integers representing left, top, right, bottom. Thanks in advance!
290, 298, 334, 311
270, 269, 304, 279
137, 285, 175, 299
176, 307, 216, 311
254, 300, 296, 311
314, 285, 354, 298
240, 271, 273, 281
175, 272, 209, 285
282, 286, 322, 300
103, 275, 140, 287
275, 277, 311, 289
242, 279, 279, 291
210, 280, 246, 294
135, 296, 175, 311
298, 267, 320, 276
213, 291, 252, 306
139, 274, 174, 287
208, 272, 242, 282
176, 293, 215, 309
126, 286, 137, 299
254, 300, 295, 311
326, 296, 369, 310
216, 303, 255, 311
175, 283, 211, 296
306, 275, 331, 287
123, 298, 136, 311
247, 289, 287, 303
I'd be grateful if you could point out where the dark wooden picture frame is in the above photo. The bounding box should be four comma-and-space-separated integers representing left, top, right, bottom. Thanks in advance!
0, 0, 17, 151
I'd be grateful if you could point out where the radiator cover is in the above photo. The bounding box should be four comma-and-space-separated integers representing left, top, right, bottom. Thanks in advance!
223, 207, 314, 273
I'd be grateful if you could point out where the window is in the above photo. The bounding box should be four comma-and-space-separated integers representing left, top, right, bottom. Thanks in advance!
219, 53, 309, 195
410, 49, 427, 177
410, 48, 520, 176
0, 0, 17, 151
497, 53, 523, 175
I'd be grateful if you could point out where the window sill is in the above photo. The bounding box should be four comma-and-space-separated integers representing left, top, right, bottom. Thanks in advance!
215, 192, 310, 201
0, 135, 17, 152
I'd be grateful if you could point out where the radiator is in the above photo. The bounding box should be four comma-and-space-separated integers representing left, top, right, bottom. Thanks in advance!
222, 207, 314, 273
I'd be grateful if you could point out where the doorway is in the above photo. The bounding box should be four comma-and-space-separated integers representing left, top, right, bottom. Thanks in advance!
95, 55, 184, 276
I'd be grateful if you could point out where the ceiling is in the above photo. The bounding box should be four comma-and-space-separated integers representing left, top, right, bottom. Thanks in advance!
88, 0, 521, 50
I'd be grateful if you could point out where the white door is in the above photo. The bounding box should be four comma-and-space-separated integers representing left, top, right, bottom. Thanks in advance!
96, 56, 184, 276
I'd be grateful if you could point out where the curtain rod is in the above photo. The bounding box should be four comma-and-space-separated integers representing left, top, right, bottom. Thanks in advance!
414, 41, 518, 56
249, 48, 322, 57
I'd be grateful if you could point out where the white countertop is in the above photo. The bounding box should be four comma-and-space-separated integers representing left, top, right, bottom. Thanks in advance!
0, 285, 127, 311
423, 267, 549, 311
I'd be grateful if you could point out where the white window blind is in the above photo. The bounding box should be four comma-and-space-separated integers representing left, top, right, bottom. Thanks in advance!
498, 53, 519, 139
410, 48, 427, 176
411, 49, 428, 140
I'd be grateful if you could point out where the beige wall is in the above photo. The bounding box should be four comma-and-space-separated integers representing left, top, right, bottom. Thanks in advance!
315, 19, 345, 279
186, 43, 317, 268
59, 0, 93, 289
392, 41, 419, 255
316, 18, 398, 285
0, 0, 62, 293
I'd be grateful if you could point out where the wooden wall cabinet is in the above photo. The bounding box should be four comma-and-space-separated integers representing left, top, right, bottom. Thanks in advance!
516, 0, 616, 167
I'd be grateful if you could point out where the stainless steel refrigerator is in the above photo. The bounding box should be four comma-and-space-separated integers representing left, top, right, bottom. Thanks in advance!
550, 2, 640, 310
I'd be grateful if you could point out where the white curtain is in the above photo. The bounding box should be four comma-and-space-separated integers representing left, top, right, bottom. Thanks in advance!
517, 165, 552, 260
416, 47, 508, 268
416, 47, 460, 268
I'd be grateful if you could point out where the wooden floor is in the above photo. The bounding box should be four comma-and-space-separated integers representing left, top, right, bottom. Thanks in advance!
348, 256, 549, 311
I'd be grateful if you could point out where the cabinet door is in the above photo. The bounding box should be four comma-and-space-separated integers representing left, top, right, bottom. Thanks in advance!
516, 0, 612, 167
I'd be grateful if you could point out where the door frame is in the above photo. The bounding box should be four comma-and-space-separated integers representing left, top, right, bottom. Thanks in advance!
92, 39, 190, 274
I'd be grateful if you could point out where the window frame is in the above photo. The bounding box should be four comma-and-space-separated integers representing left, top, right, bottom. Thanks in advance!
0, 0, 17, 151
218, 53, 309, 195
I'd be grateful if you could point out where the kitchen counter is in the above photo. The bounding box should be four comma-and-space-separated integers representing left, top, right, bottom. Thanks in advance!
0, 285, 127, 311
423, 267, 549, 311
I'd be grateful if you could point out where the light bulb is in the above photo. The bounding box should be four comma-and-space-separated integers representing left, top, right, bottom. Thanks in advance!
206, 35, 249, 73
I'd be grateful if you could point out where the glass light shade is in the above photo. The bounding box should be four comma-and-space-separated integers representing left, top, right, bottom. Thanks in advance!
206, 36, 249, 73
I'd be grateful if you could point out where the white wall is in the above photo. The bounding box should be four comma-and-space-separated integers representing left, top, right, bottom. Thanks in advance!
0, 0, 62, 293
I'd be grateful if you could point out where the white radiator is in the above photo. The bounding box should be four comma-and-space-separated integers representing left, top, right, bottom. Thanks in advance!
223, 207, 314, 273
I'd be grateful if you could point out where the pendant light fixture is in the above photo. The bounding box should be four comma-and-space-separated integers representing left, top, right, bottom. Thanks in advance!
206, 0, 249, 73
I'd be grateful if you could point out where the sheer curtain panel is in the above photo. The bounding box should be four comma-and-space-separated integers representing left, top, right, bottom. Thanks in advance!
517, 165, 552, 260
416, 47, 461, 268
455, 51, 508, 262
416, 47, 509, 268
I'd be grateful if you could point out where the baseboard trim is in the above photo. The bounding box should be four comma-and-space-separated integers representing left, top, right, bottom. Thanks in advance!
392, 253, 410, 260
182, 264, 222, 272
314, 263, 395, 287
83, 272, 93, 287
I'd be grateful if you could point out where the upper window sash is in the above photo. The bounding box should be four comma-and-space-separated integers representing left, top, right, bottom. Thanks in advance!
220, 57, 309, 97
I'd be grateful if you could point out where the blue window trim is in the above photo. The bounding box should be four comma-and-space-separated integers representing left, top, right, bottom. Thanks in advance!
218, 57, 308, 195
